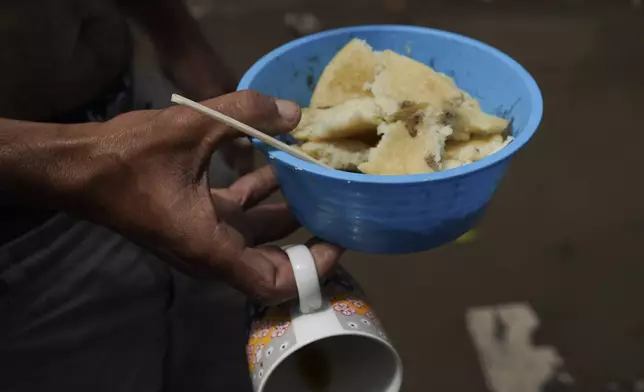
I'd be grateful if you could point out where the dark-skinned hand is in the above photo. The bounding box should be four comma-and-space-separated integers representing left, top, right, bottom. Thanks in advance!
74, 90, 343, 304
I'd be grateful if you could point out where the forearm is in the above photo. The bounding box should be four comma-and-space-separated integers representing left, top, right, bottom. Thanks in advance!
115, 0, 209, 53
0, 119, 99, 210
115, 0, 233, 99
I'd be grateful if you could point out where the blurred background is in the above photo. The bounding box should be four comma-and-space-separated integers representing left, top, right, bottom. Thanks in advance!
133, 1, 644, 391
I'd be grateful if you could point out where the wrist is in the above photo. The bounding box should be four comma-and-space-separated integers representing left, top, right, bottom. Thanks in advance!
0, 119, 102, 211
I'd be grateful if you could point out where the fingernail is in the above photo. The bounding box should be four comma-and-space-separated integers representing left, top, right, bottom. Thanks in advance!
275, 99, 301, 123
232, 137, 252, 147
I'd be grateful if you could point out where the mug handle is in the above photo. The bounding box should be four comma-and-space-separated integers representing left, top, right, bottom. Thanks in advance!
283, 245, 323, 314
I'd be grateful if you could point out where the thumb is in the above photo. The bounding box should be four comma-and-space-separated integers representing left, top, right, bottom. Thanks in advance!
203, 90, 301, 143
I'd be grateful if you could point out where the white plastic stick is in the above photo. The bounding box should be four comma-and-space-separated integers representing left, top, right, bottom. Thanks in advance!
170, 94, 331, 169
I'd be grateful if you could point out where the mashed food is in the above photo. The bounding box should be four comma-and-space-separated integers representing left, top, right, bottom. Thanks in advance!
292, 39, 512, 174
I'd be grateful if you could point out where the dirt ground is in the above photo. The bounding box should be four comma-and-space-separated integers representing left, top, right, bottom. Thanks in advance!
135, 1, 644, 391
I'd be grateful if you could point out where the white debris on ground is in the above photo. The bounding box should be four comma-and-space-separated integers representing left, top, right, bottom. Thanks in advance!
284, 12, 322, 37
634, 379, 644, 392
466, 303, 569, 392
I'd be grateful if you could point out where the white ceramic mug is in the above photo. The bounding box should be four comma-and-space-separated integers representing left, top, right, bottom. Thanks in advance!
245, 245, 403, 392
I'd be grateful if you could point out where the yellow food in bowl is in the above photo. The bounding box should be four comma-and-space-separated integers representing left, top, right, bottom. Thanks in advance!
291, 39, 513, 175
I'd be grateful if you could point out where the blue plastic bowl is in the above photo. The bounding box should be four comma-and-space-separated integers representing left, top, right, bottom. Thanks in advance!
238, 25, 543, 254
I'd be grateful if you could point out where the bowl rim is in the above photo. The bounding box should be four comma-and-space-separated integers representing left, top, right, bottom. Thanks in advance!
238, 24, 543, 184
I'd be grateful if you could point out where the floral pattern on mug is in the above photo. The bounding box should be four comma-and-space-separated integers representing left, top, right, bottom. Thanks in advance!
250, 320, 271, 339
324, 267, 389, 338
244, 265, 396, 390
271, 321, 291, 338
246, 303, 293, 374
246, 344, 254, 366
331, 295, 372, 317
332, 302, 356, 316
330, 294, 389, 336
365, 311, 382, 327
254, 344, 265, 364
348, 299, 366, 308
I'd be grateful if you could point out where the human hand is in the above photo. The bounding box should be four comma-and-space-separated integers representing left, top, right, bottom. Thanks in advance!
158, 41, 255, 179
74, 91, 343, 304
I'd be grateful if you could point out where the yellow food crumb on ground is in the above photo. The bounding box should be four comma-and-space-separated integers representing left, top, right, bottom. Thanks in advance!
454, 229, 479, 244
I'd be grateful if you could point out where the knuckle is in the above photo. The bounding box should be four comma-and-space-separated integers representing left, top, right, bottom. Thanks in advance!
252, 283, 281, 305
161, 106, 203, 131
233, 90, 277, 124
236, 89, 265, 107
251, 274, 289, 306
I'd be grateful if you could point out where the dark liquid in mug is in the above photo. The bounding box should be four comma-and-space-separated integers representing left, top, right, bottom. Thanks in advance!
295, 343, 332, 391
